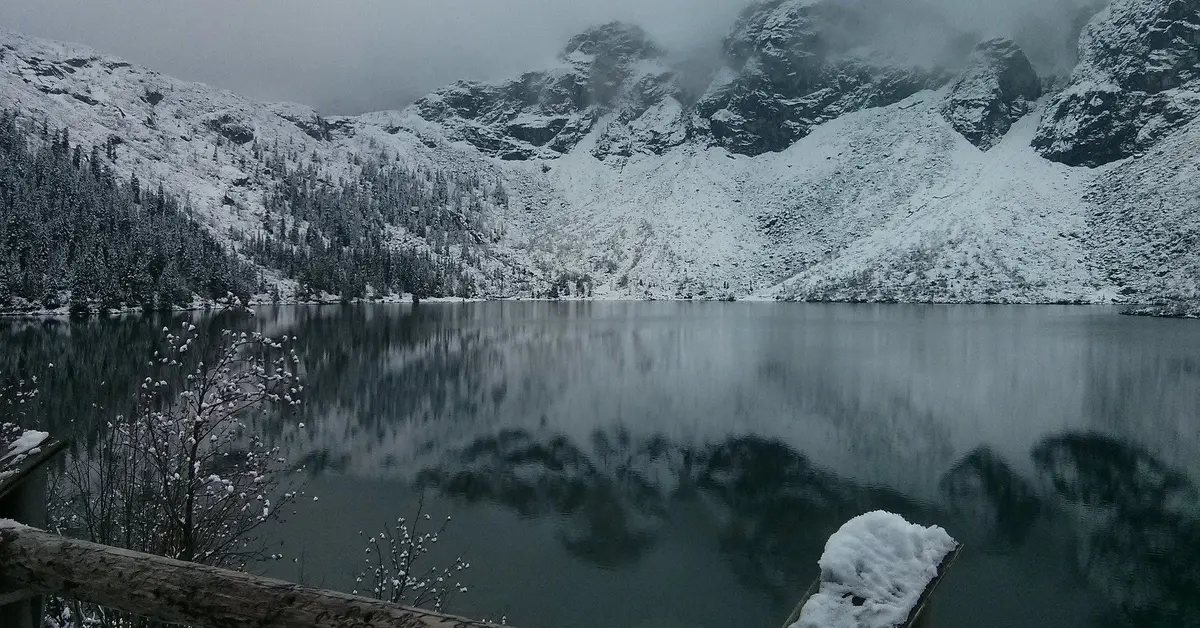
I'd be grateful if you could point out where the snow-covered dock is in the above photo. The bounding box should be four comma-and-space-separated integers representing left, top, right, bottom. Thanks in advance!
784, 511, 960, 628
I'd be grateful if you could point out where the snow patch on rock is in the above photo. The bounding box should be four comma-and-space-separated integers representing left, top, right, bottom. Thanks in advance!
791, 511, 957, 628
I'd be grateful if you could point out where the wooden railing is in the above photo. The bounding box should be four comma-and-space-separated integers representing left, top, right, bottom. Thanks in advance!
0, 522, 499, 628
1, 434, 67, 628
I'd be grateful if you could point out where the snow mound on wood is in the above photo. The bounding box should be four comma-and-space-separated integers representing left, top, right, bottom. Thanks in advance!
1, 426, 47, 462
0, 424, 49, 481
791, 511, 957, 628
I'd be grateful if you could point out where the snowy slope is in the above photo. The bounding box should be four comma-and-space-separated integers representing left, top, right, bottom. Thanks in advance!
1, 0, 1198, 305
769, 93, 1096, 303
487, 89, 1099, 303
0, 29, 334, 236
1085, 115, 1200, 301
0, 30, 529, 297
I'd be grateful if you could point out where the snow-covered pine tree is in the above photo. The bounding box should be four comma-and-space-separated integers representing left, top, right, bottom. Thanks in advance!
0, 109, 257, 313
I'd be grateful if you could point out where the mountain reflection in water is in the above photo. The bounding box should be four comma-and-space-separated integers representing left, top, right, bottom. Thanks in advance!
415, 427, 1199, 627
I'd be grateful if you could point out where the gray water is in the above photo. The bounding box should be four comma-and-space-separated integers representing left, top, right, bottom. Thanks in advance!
3, 303, 1198, 627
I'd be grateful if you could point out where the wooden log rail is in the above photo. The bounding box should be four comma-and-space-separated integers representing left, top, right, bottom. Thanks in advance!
0, 521, 502, 628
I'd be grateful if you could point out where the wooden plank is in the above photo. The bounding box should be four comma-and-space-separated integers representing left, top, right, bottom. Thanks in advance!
780, 576, 819, 628
900, 544, 960, 627
0, 521, 504, 628
780, 544, 962, 628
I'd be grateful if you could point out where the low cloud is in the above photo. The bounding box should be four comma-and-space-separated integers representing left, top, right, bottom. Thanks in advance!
0, 0, 1105, 114
0, 0, 745, 113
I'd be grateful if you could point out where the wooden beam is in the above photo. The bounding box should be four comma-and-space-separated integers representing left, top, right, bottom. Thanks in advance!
0, 522, 504, 628
780, 577, 818, 628
900, 544, 960, 628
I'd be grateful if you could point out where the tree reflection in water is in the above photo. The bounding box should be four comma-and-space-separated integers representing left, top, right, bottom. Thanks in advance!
939, 447, 1041, 552
7, 305, 1198, 628
417, 429, 671, 568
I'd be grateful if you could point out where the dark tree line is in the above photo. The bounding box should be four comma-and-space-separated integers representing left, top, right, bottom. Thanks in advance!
0, 110, 256, 312
241, 147, 514, 300
1, 105, 532, 311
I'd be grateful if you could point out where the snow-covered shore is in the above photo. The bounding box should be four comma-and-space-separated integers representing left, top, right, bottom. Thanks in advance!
1123, 300, 1200, 319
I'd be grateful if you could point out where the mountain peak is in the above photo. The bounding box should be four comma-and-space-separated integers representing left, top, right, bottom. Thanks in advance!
560, 22, 663, 64
696, 0, 955, 155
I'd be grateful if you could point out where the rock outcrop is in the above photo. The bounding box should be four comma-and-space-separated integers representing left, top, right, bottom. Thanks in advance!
1033, 0, 1200, 166
941, 39, 1042, 150
411, 22, 685, 161
692, 0, 957, 156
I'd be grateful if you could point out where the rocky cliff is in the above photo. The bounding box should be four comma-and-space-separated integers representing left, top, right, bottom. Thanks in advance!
411, 22, 686, 161
1033, 0, 1200, 166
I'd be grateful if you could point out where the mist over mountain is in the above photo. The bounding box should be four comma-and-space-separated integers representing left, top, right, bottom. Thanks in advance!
1, 0, 1104, 114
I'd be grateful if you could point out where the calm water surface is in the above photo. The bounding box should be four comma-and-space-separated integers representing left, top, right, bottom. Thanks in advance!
3, 303, 1198, 628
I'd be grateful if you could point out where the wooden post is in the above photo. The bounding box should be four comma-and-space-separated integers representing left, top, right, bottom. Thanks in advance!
0, 436, 67, 628
0, 522, 504, 628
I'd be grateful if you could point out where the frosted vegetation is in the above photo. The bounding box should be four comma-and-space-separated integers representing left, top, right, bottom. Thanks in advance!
0, 110, 529, 314
354, 499, 471, 613
243, 148, 520, 301
35, 312, 304, 626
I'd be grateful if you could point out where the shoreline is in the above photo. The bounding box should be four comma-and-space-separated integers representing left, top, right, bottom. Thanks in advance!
3, 297, 1193, 320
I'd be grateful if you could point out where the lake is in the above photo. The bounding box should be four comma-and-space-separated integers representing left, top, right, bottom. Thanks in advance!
3, 303, 1198, 627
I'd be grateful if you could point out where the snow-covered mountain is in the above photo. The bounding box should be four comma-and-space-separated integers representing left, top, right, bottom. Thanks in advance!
1, 0, 1197, 303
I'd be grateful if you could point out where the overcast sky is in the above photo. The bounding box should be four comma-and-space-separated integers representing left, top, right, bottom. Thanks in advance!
0, 0, 1100, 115
0, 0, 748, 114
